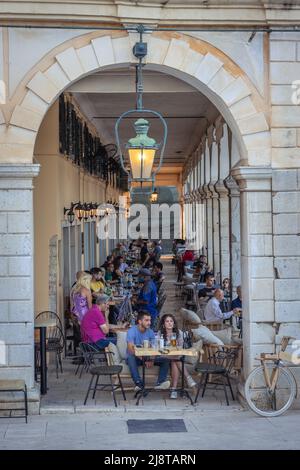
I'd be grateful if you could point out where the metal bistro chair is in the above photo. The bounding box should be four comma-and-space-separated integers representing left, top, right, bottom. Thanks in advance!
0, 380, 28, 423
35, 324, 65, 379
75, 341, 114, 378
194, 346, 238, 406
83, 347, 126, 407
157, 292, 167, 316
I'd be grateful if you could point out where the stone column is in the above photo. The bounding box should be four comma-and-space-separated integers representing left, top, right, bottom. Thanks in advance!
215, 121, 230, 284
0, 163, 40, 412
204, 131, 213, 270
232, 167, 275, 376
210, 138, 220, 282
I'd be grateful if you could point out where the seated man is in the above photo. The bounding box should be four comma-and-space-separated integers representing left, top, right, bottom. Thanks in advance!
126, 311, 170, 391
152, 262, 165, 287
198, 273, 216, 299
204, 289, 239, 323
136, 268, 158, 328
80, 294, 116, 349
231, 285, 242, 310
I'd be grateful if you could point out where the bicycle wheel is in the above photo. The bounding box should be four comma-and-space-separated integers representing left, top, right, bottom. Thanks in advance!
245, 364, 296, 417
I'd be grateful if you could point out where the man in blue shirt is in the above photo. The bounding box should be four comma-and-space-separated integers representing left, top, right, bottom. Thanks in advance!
136, 268, 158, 327
231, 285, 242, 310
126, 311, 170, 391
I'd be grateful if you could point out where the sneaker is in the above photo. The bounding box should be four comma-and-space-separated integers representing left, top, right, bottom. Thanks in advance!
170, 390, 178, 399
154, 380, 170, 390
186, 376, 197, 388
134, 383, 144, 392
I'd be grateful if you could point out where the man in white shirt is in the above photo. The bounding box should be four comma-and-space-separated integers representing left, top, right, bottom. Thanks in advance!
204, 289, 239, 322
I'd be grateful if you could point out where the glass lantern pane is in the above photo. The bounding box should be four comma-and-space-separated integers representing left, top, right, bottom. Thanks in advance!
128, 148, 155, 179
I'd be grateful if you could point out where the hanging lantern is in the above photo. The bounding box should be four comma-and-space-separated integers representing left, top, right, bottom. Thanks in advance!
149, 187, 159, 203
126, 118, 159, 180
115, 25, 167, 187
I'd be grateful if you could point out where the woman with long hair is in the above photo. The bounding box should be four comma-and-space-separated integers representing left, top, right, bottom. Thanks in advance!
70, 272, 92, 322
158, 314, 196, 399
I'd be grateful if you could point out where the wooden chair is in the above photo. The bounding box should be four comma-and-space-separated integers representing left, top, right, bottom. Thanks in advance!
194, 346, 238, 406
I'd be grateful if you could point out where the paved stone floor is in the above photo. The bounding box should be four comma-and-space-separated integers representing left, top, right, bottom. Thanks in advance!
1, 409, 300, 449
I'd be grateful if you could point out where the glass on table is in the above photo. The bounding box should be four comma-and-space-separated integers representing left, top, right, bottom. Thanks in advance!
170, 334, 177, 347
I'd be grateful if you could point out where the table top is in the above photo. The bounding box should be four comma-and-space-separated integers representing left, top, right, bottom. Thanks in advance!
134, 346, 199, 357
34, 318, 56, 328
109, 324, 129, 332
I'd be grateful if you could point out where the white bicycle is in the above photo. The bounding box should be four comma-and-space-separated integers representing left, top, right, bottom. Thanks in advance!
245, 336, 298, 417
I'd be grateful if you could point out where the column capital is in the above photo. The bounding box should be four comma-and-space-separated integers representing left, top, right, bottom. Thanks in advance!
0, 163, 40, 189
0, 163, 40, 178
231, 166, 272, 192
224, 174, 240, 197
214, 179, 229, 197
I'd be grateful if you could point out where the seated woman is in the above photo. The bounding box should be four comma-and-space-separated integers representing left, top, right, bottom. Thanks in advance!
80, 294, 116, 349
70, 272, 92, 323
90, 267, 106, 300
158, 314, 196, 399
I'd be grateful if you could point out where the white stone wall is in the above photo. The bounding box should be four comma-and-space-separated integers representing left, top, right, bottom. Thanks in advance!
270, 32, 300, 168
272, 169, 300, 341
0, 164, 39, 390
270, 32, 300, 352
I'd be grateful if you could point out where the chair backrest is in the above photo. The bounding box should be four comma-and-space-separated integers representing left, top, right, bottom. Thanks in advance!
192, 285, 207, 321
156, 279, 164, 294
204, 344, 241, 374
157, 293, 167, 314
46, 325, 65, 352
79, 342, 108, 368
36, 310, 63, 331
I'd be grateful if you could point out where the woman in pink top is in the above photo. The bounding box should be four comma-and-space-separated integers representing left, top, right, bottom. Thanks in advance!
80, 294, 116, 349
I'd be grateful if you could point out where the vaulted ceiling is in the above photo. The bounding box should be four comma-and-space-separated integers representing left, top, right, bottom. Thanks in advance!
68, 68, 219, 171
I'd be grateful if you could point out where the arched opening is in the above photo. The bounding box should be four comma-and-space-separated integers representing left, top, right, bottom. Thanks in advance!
0, 31, 273, 409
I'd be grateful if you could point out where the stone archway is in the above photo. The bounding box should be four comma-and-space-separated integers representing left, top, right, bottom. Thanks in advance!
1, 30, 270, 166
0, 30, 273, 401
